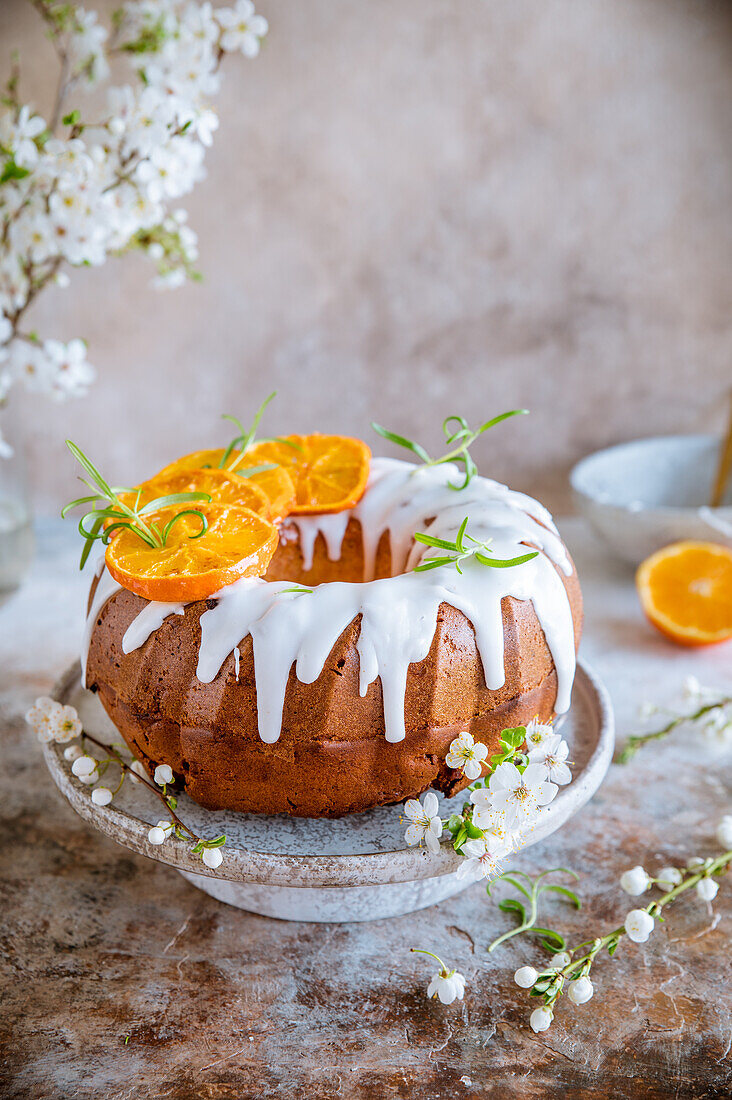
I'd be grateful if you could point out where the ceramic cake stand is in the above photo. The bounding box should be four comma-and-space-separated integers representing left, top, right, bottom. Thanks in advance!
44, 660, 614, 923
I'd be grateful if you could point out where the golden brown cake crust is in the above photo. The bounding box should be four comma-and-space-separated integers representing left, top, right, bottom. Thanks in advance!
86, 518, 583, 818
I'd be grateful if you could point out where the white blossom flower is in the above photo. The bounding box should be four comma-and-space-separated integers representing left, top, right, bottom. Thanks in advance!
91, 786, 113, 806
530, 1006, 553, 1033
43, 339, 96, 401
514, 966, 538, 989
0, 105, 46, 168
455, 837, 500, 880
26, 696, 82, 743
445, 731, 488, 781
68, 8, 110, 85
567, 976, 594, 1005
524, 717, 555, 752
72, 754, 98, 778
217, 0, 269, 56
202, 847, 223, 869
427, 968, 466, 1005
624, 909, 654, 943
701, 708, 732, 747
403, 792, 443, 853
696, 877, 719, 902
656, 866, 683, 890
620, 865, 651, 896
716, 815, 732, 850
468, 804, 508, 852
549, 952, 571, 969
528, 733, 571, 785
475, 761, 557, 831
154, 763, 174, 786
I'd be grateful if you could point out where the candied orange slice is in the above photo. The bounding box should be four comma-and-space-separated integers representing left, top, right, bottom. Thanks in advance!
124, 468, 272, 519
636, 540, 732, 647
105, 504, 278, 603
155, 449, 296, 520
244, 434, 371, 514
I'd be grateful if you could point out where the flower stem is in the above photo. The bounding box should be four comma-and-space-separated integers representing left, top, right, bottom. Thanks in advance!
411, 947, 449, 975
618, 698, 732, 763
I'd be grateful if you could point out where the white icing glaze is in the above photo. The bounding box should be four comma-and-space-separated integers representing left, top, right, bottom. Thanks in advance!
83, 458, 578, 744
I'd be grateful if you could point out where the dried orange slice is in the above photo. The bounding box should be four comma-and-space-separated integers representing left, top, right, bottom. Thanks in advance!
244, 434, 371, 514
636, 540, 732, 647
123, 468, 272, 519
105, 504, 278, 603
155, 450, 296, 520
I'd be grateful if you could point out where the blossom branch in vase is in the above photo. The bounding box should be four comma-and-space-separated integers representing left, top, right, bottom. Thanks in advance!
0, 0, 269, 454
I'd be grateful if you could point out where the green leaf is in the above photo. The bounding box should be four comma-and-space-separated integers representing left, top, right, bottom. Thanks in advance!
500, 726, 526, 749
534, 927, 566, 951
538, 884, 582, 909
0, 158, 30, 184
497, 898, 526, 920
371, 422, 431, 464
474, 550, 539, 569
495, 875, 532, 900
137, 491, 211, 515
62, 108, 81, 126
232, 464, 278, 478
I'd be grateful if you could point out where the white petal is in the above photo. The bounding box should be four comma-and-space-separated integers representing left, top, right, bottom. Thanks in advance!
422, 792, 439, 818
403, 799, 422, 821
424, 830, 441, 854
489, 761, 521, 791
404, 823, 425, 847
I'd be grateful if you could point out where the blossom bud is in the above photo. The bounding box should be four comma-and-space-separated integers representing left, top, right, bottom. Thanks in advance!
696, 877, 719, 902
530, 1007, 553, 1033
567, 976, 594, 1005
91, 786, 113, 806
147, 826, 167, 845
624, 909, 654, 943
549, 952, 571, 969
514, 966, 538, 989
64, 744, 83, 762
716, 815, 732, 851
202, 847, 223, 869
72, 755, 97, 778
129, 760, 147, 784
656, 866, 683, 890
620, 865, 650, 896
154, 764, 174, 786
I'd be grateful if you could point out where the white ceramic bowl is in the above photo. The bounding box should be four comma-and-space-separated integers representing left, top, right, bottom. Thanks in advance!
571, 434, 732, 567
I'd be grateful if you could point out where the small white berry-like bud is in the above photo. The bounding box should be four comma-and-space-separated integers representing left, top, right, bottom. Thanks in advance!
147, 826, 167, 845
687, 857, 706, 870
530, 1007, 553, 1033
154, 764, 173, 786
108, 117, 125, 136
696, 877, 719, 902
624, 909, 654, 943
656, 866, 683, 890
716, 815, 732, 850
202, 847, 223, 869
72, 755, 97, 778
91, 786, 113, 806
514, 966, 538, 989
129, 760, 147, 784
567, 976, 594, 1005
54, 271, 70, 288
64, 744, 83, 762
620, 865, 650, 896
79, 771, 98, 785
148, 242, 164, 261
549, 952, 571, 969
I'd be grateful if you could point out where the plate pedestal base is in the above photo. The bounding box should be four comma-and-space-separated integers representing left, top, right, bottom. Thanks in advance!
178, 867, 476, 923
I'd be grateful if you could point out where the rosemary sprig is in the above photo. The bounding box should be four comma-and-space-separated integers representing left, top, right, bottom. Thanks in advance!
413, 516, 539, 574
487, 868, 581, 952
218, 391, 298, 476
372, 409, 528, 490
63, 441, 211, 569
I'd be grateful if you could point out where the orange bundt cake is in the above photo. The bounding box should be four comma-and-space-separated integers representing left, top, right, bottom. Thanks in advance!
79, 433, 582, 818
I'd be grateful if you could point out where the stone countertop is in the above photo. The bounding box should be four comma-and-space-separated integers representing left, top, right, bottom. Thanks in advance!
1, 519, 731, 1099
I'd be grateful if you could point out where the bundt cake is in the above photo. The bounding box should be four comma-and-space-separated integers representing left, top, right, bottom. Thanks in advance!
82, 455, 582, 818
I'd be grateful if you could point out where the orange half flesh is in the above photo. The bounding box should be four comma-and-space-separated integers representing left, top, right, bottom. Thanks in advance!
123, 467, 273, 519
244, 433, 371, 514
154, 449, 296, 520
636, 540, 732, 647
105, 503, 279, 603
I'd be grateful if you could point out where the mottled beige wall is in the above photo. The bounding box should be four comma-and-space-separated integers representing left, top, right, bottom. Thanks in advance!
2, 0, 732, 514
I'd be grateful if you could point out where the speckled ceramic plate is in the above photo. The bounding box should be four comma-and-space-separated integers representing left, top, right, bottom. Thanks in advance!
44, 659, 614, 922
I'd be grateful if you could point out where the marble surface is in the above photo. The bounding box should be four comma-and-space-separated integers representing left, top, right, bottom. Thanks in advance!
1, 518, 732, 1098
2, 0, 732, 515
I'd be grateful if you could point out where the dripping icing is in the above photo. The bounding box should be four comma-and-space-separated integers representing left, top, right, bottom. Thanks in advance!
83, 458, 577, 743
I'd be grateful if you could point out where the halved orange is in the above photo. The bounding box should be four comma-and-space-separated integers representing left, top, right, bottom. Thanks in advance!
244, 434, 371, 514
154, 450, 296, 520
105, 503, 279, 603
122, 468, 272, 520
636, 540, 732, 647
